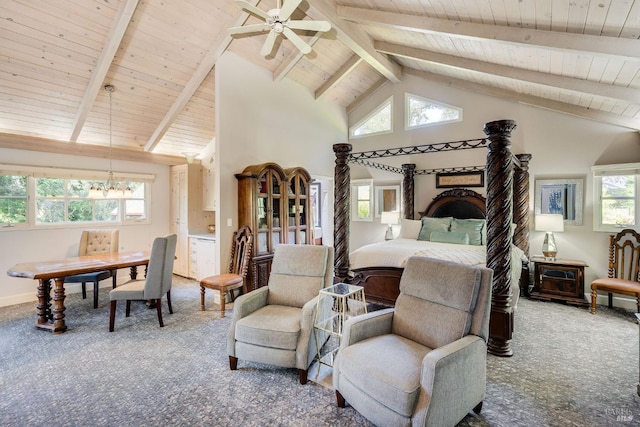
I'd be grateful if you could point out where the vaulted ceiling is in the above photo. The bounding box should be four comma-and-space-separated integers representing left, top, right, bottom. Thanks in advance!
1, 0, 639, 165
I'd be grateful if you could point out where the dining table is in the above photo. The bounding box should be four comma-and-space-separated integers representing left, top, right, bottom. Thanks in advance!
6, 250, 150, 334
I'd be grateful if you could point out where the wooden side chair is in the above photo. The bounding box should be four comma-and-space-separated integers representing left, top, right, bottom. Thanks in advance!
590, 229, 640, 314
65, 229, 119, 308
200, 225, 253, 318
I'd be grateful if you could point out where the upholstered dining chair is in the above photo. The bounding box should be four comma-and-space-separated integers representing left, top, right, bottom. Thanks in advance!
227, 244, 334, 385
65, 229, 119, 308
199, 225, 253, 318
333, 256, 493, 427
108, 234, 177, 332
590, 228, 640, 314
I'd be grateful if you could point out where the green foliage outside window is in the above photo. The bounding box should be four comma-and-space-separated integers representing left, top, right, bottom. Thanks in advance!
601, 175, 635, 226
0, 175, 27, 224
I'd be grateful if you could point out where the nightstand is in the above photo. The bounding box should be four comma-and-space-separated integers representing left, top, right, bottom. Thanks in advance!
530, 257, 589, 307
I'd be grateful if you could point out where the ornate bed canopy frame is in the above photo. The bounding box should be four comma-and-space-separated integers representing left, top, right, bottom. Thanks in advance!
332, 119, 532, 357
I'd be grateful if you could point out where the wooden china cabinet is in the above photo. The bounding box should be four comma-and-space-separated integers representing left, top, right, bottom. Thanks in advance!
236, 162, 313, 291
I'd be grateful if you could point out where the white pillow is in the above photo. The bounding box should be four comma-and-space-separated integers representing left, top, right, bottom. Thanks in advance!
398, 219, 422, 239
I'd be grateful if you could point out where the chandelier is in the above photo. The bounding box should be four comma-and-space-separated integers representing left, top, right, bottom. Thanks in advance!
88, 84, 132, 199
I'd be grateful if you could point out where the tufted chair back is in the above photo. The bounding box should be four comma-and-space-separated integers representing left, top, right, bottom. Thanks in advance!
79, 229, 119, 256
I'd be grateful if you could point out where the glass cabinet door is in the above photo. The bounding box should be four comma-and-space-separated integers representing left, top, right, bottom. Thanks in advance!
287, 173, 309, 244
255, 168, 283, 255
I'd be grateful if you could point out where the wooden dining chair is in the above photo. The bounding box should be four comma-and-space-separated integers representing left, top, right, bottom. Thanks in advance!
590, 229, 640, 314
65, 229, 119, 308
199, 226, 253, 318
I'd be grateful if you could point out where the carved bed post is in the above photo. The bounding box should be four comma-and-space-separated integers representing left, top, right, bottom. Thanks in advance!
514, 154, 532, 295
484, 119, 517, 357
333, 143, 352, 282
401, 164, 416, 219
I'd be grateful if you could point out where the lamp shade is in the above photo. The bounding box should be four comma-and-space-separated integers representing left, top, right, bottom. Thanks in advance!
535, 214, 564, 232
381, 211, 399, 226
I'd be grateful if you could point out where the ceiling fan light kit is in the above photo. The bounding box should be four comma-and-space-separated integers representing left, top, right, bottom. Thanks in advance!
228, 0, 331, 57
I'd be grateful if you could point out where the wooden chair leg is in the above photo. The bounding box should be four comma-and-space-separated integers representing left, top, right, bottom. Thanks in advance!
590, 288, 598, 314
200, 285, 206, 311
126, 300, 131, 317
109, 300, 117, 332
220, 289, 226, 318
473, 401, 483, 414
229, 356, 238, 370
111, 270, 117, 289
156, 298, 164, 327
299, 369, 308, 385
92, 280, 99, 309
608, 292, 613, 308
81, 282, 87, 299
167, 290, 173, 314
336, 390, 346, 408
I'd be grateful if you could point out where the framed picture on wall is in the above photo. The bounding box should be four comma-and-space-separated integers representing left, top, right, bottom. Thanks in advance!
435, 171, 484, 188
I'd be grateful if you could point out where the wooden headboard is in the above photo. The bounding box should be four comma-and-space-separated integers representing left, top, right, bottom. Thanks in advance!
418, 188, 486, 219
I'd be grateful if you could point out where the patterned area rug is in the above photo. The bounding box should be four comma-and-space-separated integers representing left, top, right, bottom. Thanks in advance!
1, 276, 639, 426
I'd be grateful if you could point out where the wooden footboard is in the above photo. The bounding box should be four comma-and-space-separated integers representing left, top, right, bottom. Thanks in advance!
348, 267, 403, 307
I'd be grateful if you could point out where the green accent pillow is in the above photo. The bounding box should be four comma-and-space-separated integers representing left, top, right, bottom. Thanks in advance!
417, 217, 452, 241
429, 230, 470, 245
451, 218, 485, 245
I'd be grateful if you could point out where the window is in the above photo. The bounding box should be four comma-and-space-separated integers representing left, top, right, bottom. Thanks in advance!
405, 93, 462, 129
0, 174, 27, 226
351, 179, 373, 221
0, 164, 153, 229
349, 97, 392, 139
592, 163, 640, 232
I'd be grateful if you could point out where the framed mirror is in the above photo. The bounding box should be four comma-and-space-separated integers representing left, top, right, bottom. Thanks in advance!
375, 185, 400, 218
534, 178, 584, 225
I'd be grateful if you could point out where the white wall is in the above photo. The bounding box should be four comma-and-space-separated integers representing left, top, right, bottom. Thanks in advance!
0, 148, 171, 306
214, 52, 347, 266
348, 74, 640, 307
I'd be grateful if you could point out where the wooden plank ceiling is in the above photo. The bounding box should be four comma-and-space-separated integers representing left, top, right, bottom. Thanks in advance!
1, 0, 638, 164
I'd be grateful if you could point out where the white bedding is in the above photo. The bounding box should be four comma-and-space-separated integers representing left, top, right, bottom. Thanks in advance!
349, 238, 526, 307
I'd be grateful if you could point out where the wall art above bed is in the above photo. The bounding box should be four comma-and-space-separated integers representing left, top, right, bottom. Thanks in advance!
435, 171, 484, 188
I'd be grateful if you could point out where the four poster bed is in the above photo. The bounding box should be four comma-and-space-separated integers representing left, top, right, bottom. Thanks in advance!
333, 120, 532, 357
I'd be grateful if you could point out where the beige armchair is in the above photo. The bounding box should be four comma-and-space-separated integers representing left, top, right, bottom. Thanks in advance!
227, 244, 334, 384
64, 229, 119, 308
333, 256, 493, 426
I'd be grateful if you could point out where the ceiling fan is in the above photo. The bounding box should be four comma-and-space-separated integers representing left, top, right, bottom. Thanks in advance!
228, 0, 331, 56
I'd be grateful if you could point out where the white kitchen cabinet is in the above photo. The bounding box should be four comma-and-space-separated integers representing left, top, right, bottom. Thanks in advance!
188, 237, 217, 280
202, 167, 217, 211
170, 164, 205, 277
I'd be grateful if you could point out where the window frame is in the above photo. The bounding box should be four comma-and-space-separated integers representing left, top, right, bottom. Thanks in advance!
404, 92, 463, 130
0, 164, 153, 230
351, 179, 373, 222
349, 96, 393, 139
592, 163, 640, 232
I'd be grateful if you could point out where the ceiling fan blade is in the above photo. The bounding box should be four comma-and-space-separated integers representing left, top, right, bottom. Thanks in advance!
283, 27, 312, 54
235, 0, 270, 20
228, 23, 269, 36
279, 0, 303, 20
260, 30, 278, 56
287, 20, 331, 33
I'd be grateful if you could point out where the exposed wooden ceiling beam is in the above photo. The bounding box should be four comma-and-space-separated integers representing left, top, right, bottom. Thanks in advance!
346, 77, 388, 114
274, 34, 323, 82
338, 6, 640, 61
307, 0, 402, 83
315, 55, 362, 99
143, 0, 261, 152
376, 41, 640, 104
69, 0, 140, 142
0, 133, 185, 165
403, 68, 640, 131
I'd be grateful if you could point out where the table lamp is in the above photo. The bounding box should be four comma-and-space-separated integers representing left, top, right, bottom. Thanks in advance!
381, 211, 399, 241
535, 214, 564, 260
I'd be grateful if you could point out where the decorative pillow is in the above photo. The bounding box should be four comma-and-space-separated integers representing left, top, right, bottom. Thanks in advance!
429, 230, 470, 245
417, 217, 452, 241
398, 219, 422, 239
451, 218, 485, 245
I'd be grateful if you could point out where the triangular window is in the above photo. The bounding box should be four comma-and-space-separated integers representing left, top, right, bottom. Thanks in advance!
350, 96, 392, 139
405, 93, 462, 129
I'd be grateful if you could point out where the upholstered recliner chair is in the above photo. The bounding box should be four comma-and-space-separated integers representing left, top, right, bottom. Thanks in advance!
333, 256, 493, 427
227, 244, 334, 384
65, 229, 119, 308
